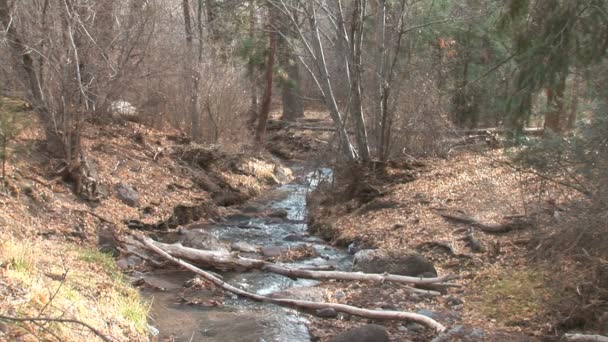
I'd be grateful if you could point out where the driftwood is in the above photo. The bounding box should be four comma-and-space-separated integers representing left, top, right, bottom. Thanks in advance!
564, 334, 608, 342
140, 237, 447, 333
433, 209, 532, 234
147, 239, 458, 291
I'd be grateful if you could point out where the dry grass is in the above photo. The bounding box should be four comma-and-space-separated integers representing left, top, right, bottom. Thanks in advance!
0, 238, 150, 341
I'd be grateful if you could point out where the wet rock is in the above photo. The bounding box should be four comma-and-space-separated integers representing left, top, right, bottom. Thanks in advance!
269, 286, 325, 302
416, 309, 440, 319
213, 191, 248, 207
97, 224, 119, 256
273, 165, 293, 184
315, 308, 338, 318
268, 209, 289, 219
224, 213, 254, 223
115, 183, 139, 207
241, 205, 263, 213
352, 249, 437, 277
261, 245, 287, 257
116, 255, 142, 270
181, 229, 229, 253
231, 241, 260, 253
266, 217, 285, 224
283, 234, 302, 242
328, 324, 389, 342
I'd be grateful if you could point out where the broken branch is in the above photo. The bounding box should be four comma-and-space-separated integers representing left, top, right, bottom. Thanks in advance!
140, 236, 447, 332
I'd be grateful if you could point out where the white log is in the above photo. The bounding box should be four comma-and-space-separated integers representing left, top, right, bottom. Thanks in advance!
150, 240, 458, 289
564, 334, 608, 342
141, 237, 447, 333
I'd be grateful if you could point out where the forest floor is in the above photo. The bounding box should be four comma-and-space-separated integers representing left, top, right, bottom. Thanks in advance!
0, 101, 300, 341
0, 100, 605, 341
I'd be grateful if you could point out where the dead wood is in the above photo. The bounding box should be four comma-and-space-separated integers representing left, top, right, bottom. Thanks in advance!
563, 334, 608, 342
416, 241, 472, 259
433, 209, 532, 234
456, 229, 485, 253
145, 239, 458, 290
140, 237, 447, 332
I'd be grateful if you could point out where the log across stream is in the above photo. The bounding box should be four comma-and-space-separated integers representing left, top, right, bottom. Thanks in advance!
136, 168, 453, 340
140, 168, 350, 342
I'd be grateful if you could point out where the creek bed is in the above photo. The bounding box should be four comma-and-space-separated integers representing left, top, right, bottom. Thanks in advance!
141, 168, 349, 342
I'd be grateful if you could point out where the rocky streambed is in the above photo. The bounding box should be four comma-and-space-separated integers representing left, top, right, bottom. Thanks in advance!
136, 168, 349, 341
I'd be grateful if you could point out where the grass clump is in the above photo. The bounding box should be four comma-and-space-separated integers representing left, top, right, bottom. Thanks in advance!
467, 268, 550, 326
0, 239, 150, 341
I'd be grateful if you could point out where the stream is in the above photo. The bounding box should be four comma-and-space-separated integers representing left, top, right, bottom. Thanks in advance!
140, 168, 351, 342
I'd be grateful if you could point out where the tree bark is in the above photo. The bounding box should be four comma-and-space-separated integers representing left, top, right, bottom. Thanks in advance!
278, 7, 304, 122
255, 5, 278, 143
183, 0, 202, 141
544, 71, 567, 133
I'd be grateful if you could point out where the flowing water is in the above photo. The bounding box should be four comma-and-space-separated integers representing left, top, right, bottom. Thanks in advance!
141, 168, 351, 342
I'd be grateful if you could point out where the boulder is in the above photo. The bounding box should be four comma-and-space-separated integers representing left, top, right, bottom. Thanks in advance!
352, 249, 437, 277
180, 229, 229, 253
328, 324, 389, 342
115, 183, 139, 207
231, 241, 260, 253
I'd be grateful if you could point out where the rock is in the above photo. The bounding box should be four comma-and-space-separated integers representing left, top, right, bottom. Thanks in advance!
268, 209, 289, 219
269, 286, 325, 302
213, 191, 248, 207
315, 308, 338, 318
352, 249, 437, 277
416, 309, 440, 319
115, 183, 139, 207
261, 245, 287, 257
181, 229, 229, 253
97, 224, 119, 256
283, 234, 301, 242
231, 241, 259, 253
446, 296, 464, 306
406, 323, 425, 333
273, 165, 293, 184
224, 213, 254, 223
241, 205, 263, 213
328, 324, 389, 342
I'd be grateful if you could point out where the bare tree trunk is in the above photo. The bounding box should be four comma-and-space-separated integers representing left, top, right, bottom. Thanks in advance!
544, 71, 567, 133
255, 5, 278, 143
247, 2, 259, 128
278, 2, 304, 122
348, 0, 371, 162
183, 0, 202, 141
566, 73, 580, 130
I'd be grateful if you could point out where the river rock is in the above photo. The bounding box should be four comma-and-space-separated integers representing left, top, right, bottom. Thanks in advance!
231, 241, 260, 253
181, 229, 229, 253
328, 324, 389, 342
269, 286, 325, 302
261, 245, 288, 257
268, 208, 289, 219
352, 249, 437, 277
115, 183, 139, 207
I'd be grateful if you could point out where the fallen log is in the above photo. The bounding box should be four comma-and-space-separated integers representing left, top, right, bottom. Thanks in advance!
564, 334, 608, 342
140, 237, 447, 333
148, 239, 458, 290
433, 209, 532, 234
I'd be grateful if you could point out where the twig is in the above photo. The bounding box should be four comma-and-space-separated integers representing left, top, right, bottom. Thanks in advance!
0, 315, 113, 342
